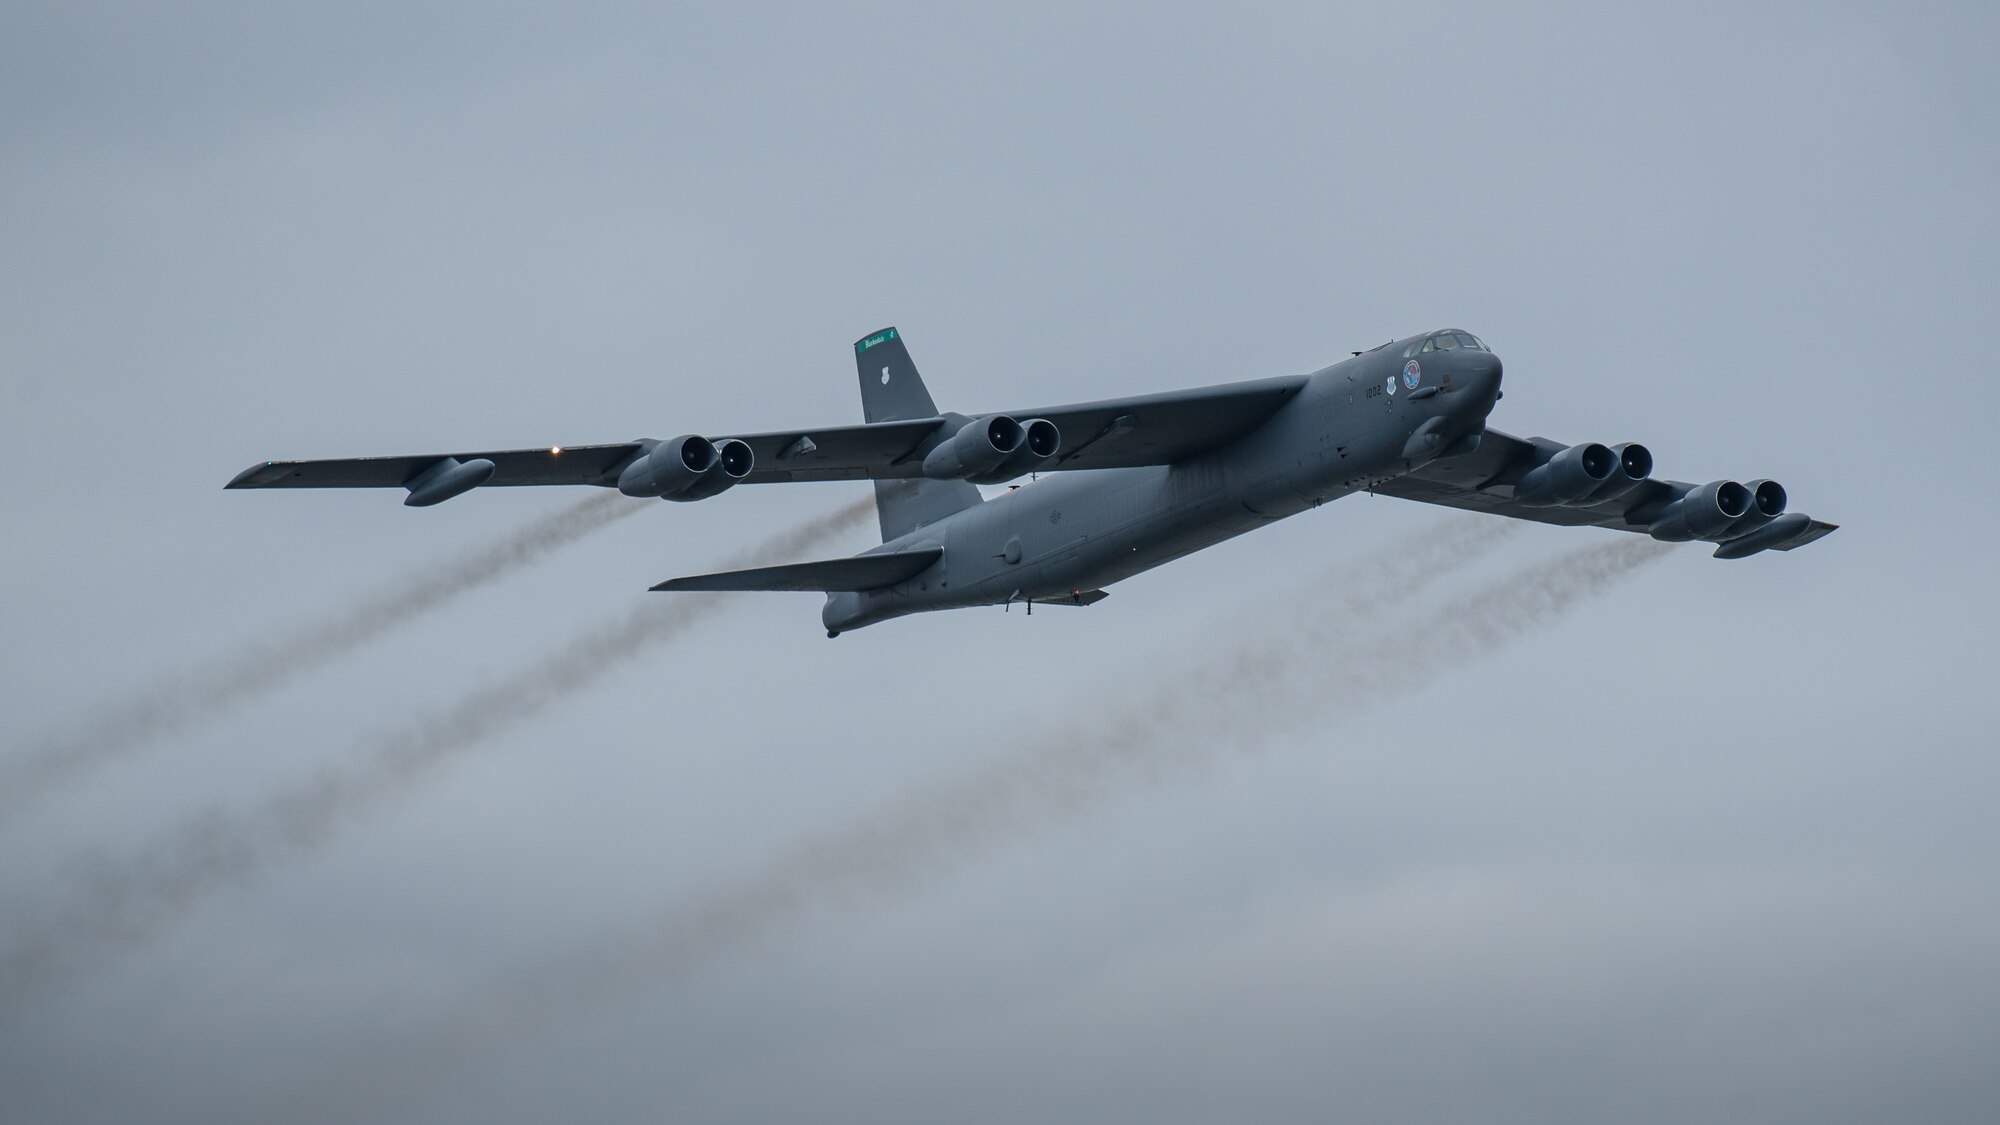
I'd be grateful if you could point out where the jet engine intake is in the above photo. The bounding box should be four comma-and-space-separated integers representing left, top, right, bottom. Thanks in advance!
922, 415, 1026, 480
1716, 478, 1788, 539
1023, 417, 1060, 459
674, 437, 755, 502
618, 434, 719, 499
1579, 442, 1653, 503
1648, 479, 1752, 541
1513, 442, 1618, 507
967, 417, 1061, 484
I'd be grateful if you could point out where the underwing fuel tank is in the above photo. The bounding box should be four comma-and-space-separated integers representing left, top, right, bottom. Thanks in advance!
1712, 511, 1813, 559
403, 457, 496, 507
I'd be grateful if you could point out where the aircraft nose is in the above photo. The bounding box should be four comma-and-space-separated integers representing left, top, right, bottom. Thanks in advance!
1462, 348, 1503, 403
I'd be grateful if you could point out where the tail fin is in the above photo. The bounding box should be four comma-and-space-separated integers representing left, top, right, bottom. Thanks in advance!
854, 327, 980, 541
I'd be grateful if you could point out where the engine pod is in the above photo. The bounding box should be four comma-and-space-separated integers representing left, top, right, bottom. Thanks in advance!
1649, 479, 1752, 541
967, 418, 1062, 484
1580, 443, 1653, 503
619, 435, 718, 498
1715, 478, 1788, 540
1513, 443, 1618, 507
674, 438, 755, 502
922, 416, 1025, 480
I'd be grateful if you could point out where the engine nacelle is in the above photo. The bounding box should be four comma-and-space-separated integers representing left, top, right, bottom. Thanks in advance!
672, 437, 754, 502
618, 434, 718, 499
1579, 442, 1653, 503
967, 417, 1061, 484
922, 415, 1025, 480
1513, 442, 1618, 507
1715, 478, 1788, 540
1648, 479, 1752, 541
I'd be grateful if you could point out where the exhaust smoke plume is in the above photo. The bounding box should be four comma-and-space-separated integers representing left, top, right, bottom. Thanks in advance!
0, 497, 875, 1010
272, 516, 1549, 1110
153, 525, 1665, 1122
250, 526, 1667, 1120
0, 493, 641, 827
518, 534, 1672, 1019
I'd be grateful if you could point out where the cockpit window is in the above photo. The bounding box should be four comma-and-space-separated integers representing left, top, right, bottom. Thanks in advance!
1422, 330, 1487, 352
1404, 340, 1421, 358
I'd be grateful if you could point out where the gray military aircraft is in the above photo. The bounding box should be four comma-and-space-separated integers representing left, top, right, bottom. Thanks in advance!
229, 327, 1835, 635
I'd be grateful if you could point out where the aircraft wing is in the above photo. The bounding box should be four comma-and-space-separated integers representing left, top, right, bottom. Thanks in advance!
225, 376, 1310, 493
1372, 428, 1838, 558
730, 374, 1309, 482
226, 442, 648, 490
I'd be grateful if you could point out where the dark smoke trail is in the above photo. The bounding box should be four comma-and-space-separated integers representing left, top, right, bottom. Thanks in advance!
238, 527, 1668, 1125
184, 520, 1637, 1125
519, 534, 1673, 1018
240, 517, 1535, 1118
0, 493, 641, 828
0, 497, 875, 1011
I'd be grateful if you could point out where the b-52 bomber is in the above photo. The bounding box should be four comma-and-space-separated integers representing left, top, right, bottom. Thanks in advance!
229, 327, 1836, 635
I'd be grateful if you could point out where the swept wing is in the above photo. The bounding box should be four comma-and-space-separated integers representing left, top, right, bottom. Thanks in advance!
225, 376, 1309, 492
1374, 428, 1837, 557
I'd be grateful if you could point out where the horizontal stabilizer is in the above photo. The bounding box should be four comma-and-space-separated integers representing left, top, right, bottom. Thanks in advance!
650, 548, 942, 593
1031, 589, 1110, 607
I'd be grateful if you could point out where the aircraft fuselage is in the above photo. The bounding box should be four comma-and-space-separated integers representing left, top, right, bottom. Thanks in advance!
822, 337, 1504, 634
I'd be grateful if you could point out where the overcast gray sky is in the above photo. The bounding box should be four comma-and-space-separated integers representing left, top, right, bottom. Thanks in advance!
3, 2, 1996, 1122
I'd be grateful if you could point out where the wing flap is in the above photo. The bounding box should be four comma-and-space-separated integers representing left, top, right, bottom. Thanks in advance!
650, 548, 943, 593
725, 419, 946, 483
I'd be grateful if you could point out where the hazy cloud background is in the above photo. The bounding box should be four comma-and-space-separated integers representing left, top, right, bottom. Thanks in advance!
2, 2, 1995, 1122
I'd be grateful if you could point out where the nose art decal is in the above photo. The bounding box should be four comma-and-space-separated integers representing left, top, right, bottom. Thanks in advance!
1403, 359, 1421, 389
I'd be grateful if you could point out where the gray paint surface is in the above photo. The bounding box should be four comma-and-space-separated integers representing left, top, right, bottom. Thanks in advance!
3, 3, 1997, 1123
231, 324, 1829, 635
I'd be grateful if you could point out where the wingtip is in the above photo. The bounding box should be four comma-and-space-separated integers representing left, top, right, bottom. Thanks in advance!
227, 461, 288, 489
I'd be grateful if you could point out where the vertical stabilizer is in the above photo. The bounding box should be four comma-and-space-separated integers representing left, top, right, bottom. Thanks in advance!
854, 327, 979, 540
